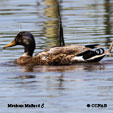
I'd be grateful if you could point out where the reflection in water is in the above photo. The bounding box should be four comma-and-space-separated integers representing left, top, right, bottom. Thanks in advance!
8, 75, 36, 79
104, 0, 113, 47
23, 63, 105, 72
44, 0, 64, 47
57, 74, 64, 90
8, 75, 37, 88
56, 0, 65, 46
24, 64, 34, 72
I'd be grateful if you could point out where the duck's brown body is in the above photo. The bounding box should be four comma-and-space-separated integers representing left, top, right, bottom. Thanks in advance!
15, 54, 74, 65
15, 45, 105, 65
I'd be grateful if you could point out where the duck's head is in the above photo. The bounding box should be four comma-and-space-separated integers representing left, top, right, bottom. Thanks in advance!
3, 31, 36, 57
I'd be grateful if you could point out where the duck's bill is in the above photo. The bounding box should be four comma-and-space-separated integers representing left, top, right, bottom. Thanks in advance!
3, 40, 16, 49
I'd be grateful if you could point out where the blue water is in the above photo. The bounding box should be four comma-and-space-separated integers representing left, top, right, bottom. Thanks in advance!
0, 0, 113, 113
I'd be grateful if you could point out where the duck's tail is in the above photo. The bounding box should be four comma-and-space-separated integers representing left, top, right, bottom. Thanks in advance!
72, 48, 105, 62
84, 48, 105, 62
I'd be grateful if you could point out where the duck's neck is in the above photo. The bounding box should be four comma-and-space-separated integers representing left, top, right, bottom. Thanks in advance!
22, 46, 35, 57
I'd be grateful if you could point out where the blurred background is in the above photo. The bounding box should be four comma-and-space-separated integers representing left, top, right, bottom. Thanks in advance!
0, 0, 113, 113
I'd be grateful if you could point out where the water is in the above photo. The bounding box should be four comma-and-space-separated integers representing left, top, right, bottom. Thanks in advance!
0, 0, 113, 113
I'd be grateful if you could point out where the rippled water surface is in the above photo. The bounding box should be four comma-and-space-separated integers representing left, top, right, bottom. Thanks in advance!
0, 0, 113, 113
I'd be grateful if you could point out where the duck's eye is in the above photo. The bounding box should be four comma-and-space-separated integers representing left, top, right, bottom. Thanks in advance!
23, 38, 29, 45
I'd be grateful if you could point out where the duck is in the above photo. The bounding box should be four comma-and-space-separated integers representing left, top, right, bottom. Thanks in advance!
3, 31, 113, 65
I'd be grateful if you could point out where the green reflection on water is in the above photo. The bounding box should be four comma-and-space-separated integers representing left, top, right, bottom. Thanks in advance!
43, 0, 64, 47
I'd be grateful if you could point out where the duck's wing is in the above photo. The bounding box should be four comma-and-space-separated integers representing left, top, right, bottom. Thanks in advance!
35, 45, 91, 56
34, 45, 105, 65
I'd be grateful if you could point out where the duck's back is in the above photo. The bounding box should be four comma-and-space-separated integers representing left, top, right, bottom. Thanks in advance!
35, 45, 91, 56
34, 45, 104, 65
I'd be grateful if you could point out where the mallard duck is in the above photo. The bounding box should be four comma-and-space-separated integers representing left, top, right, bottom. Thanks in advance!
3, 31, 112, 65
